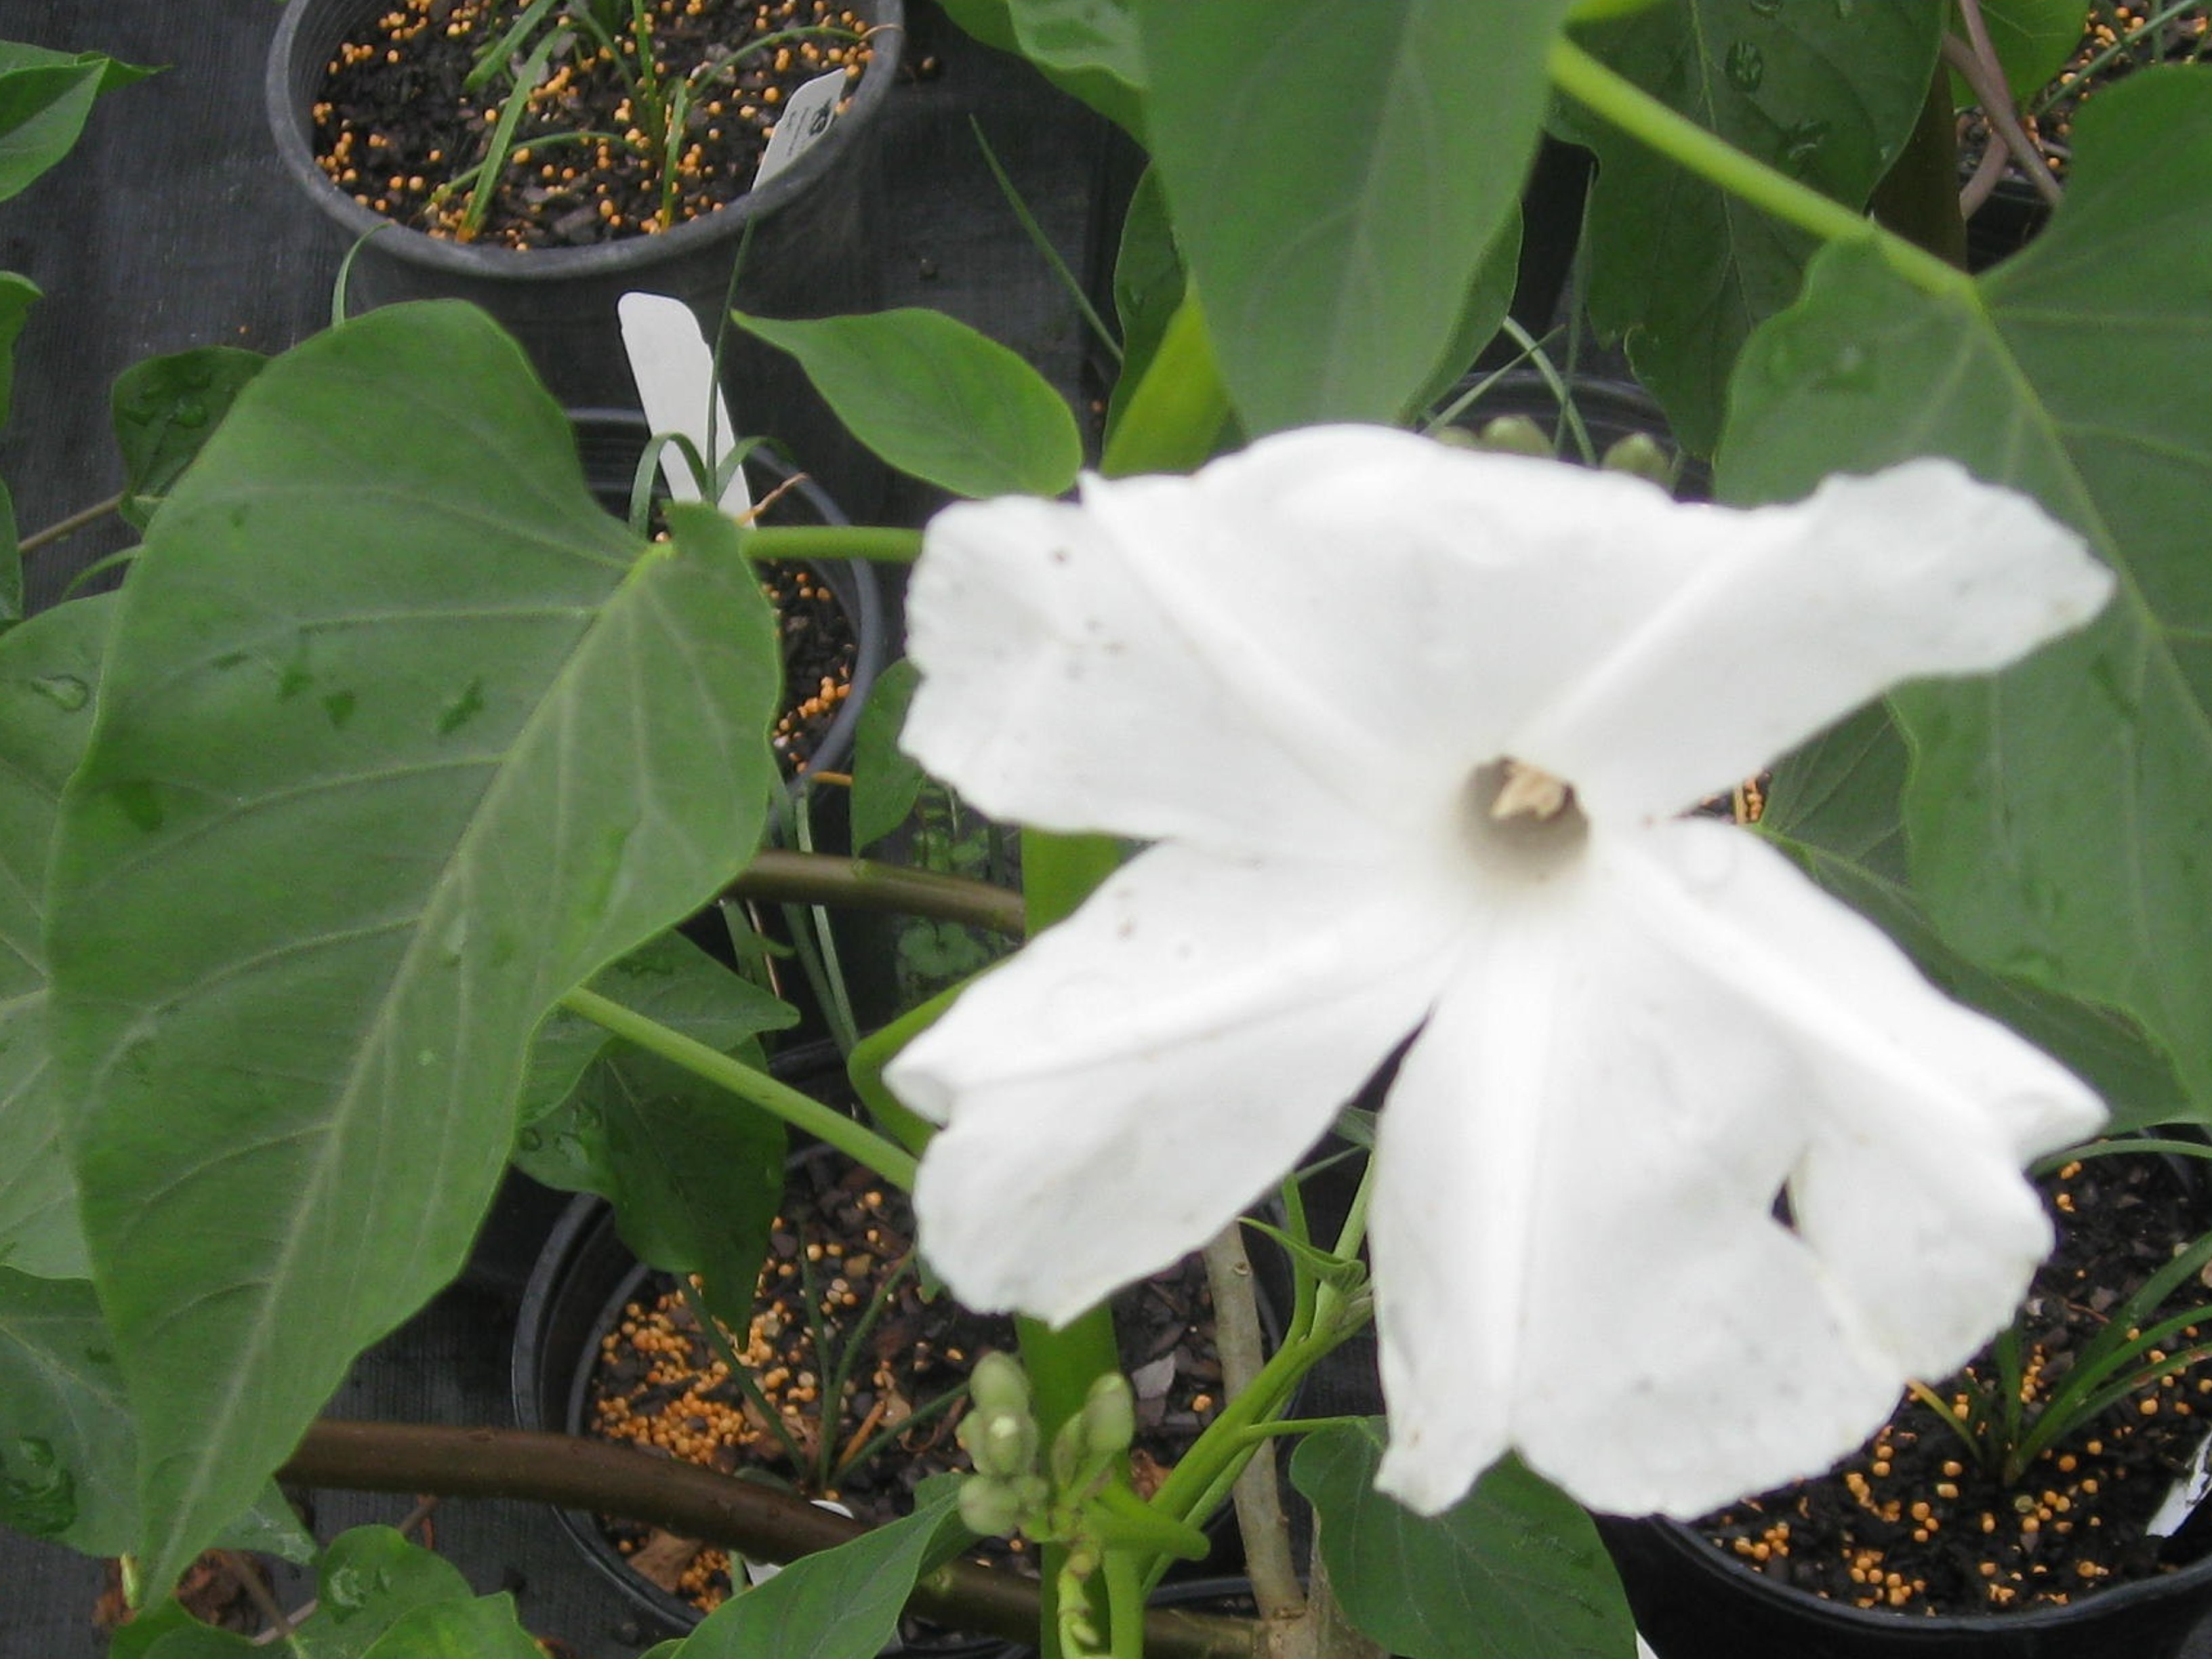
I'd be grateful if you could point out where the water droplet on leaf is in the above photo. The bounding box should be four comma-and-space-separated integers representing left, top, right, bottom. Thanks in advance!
436, 676, 487, 736
1782, 118, 1831, 173
325, 1563, 370, 1616
0, 1437, 77, 1538
1725, 41, 1764, 93
1815, 342, 1873, 392
27, 674, 88, 712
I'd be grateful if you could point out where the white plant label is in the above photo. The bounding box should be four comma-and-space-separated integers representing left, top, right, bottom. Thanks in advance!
617, 290, 753, 516
753, 68, 848, 188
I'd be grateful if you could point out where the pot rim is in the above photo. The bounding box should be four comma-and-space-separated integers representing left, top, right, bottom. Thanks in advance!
1635, 1503, 2212, 1635
264, 0, 905, 283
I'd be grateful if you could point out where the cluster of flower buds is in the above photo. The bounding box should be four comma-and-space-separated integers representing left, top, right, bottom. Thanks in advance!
955, 1353, 1139, 1542
1440, 409, 1677, 487
956, 1352, 1051, 1538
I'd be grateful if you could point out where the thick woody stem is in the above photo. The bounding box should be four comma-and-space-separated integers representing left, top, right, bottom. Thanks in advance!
1203, 1225, 1305, 1623
282, 1422, 1259, 1658
726, 848, 1026, 936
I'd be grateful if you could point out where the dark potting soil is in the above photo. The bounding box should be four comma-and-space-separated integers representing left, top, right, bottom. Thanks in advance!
1699, 1150, 2212, 1615
312, 0, 877, 247
587, 1153, 1227, 1615
1961, 4, 2209, 188
759, 561, 853, 777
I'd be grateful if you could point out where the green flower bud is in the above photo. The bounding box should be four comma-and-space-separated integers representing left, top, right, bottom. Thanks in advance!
958, 1475, 1027, 1538
968, 1351, 1031, 1418
1600, 430, 1675, 486
1078, 1373, 1135, 1457
1470, 415, 1553, 459
958, 1406, 1039, 1480
1050, 1412, 1088, 1488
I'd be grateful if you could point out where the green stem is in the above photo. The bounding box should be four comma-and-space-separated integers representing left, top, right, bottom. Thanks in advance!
742, 524, 922, 565
1104, 1551, 1147, 1659
846, 980, 968, 1158
18, 492, 124, 556
1546, 36, 1975, 303
560, 984, 918, 1188
1148, 1323, 1359, 1533
728, 848, 1025, 935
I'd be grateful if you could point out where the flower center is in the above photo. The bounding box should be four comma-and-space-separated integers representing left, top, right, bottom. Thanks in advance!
1460, 758, 1588, 878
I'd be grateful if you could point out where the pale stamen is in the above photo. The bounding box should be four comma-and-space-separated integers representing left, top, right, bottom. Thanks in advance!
1490, 758, 1572, 821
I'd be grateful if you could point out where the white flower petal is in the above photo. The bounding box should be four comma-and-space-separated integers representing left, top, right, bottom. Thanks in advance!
1514, 460, 2112, 821
894, 843, 1468, 1324
904, 430, 1753, 852
1629, 822, 2105, 1374
1372, 821, 2100, 1519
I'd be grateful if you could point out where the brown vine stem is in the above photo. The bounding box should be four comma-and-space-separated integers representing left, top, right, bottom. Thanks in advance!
17, 492, 125, 557
281, 1422, 1257, 1658
726, 848, 1026, 937
1202, 1225, 1303, 1624
1944, 5, 2064, 209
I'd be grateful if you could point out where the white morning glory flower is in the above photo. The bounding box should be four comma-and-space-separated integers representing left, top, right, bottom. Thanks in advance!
884, 426, 2112, 1519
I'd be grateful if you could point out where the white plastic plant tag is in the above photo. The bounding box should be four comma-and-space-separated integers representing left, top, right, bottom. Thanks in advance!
741, 1498, 855, 1586
753, 68, 848, 188
617, 290, 753, 516
2146, 1429, 2212, 1537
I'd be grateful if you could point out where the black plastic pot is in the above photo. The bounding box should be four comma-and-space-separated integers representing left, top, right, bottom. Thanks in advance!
1599, 1510, 2212, 1659
266, 0, 903, 517
567, 407, 887, 785
514, 1117, 1258, 1644
1964, 176, 2050, 273
515, 1176, 1012, 1654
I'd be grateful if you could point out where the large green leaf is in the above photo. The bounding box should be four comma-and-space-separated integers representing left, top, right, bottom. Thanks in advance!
731, 308, 1082, 499
0, 596, 108, 1277
112, 1601, 257, 1659
0, 1267, 135, 1552
1289, 1425, 1637, 1659
1573, 0, 1942, 454
0, 270, 37, 428
1721, 69, 2212, 1122
0, 1264, 307, 1572
1761, 706, 2188, 1133
47, 302, 783, 1595
849, 657, 922, 853
356, 1596, 544, 1659
1131, 0, 1576, 432
1102, 165, 1183, 442
111, 347, 268, 531
518, 1046, 786, 1334
0, 476, 15, 628
673, 1481, 972, 1659
514, 928, 795, 1128
940, 0, 1147, 138
0, 45, 155, 203
300, 1525, 474, 1655
1965, 0, 2086, 105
